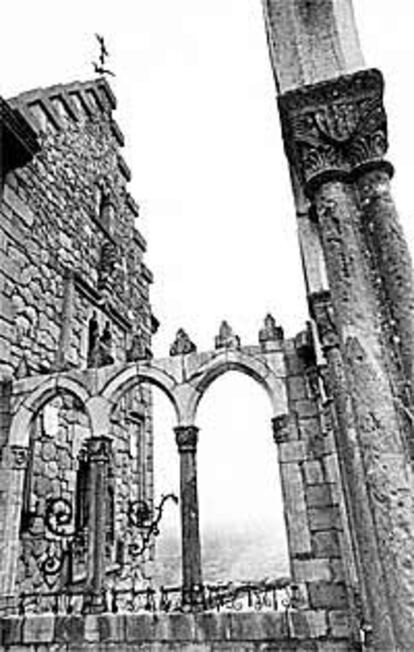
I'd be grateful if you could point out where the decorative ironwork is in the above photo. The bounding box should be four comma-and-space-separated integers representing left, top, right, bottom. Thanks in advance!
23, 496, 78, 588
93, 34, 115, 78
44, 498, 73, 537
128, 493, 178, 558
1, 578, 298, 617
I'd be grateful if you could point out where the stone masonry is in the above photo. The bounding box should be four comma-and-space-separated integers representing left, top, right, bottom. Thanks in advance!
0, 79, 156, 601
2, 0, 414, 649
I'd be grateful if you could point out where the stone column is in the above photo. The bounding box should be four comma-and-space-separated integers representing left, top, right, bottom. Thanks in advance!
174, 425, 203, 608
356, 167, 414, 401
0, 446, 29, 598
84, 436, 112, 614
278, 70, 414, 648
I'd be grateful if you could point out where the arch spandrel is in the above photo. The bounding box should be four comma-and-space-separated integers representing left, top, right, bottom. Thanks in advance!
8, 373, 92, 448
100, 360, 182, 424
175, 347, 289, 425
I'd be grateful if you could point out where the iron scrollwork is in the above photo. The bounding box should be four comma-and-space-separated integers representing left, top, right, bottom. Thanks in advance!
128, 493, 178, 558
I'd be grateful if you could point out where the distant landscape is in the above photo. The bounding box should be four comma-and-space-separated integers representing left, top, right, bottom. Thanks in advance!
153, 522, 289, 587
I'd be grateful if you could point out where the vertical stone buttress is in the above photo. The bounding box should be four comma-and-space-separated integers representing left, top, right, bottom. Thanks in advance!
278, 69, 414, 649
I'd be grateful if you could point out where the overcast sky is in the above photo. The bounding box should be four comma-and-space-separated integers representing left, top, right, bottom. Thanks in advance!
2, 1, 414, 571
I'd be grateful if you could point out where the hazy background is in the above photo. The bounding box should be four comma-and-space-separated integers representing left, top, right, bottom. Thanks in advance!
1, 0, 414, 584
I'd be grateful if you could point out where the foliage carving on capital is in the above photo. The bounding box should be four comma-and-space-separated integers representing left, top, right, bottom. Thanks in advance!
278, 69, 391, 195
174, 426, 199, 453
309, 291, 340, 353
170, 329, 197, 356
87, 436, 112, 463
215, 321, 240, 350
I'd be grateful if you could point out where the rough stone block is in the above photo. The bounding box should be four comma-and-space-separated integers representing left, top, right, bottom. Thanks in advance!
23, 615, 54, 644
306, 610, 328, 638
230, 612, 286, 641
125, 613, 155, 642
295, 400, 319, 418
303, 461, 324, 485
308, 582, 348, 610
287, 376, 307, 400
84, 614, 100, 643
279, 441, 307, 463
54, 615, 85, 644
280, 464, 312, 554
97, 614, 125, 642
0, 616, 23, 645
328, 610, 352, 638
308, 507, 341, 531
195, 612, 232, 641
306, 485, 336, 508
312, 531, 341, 558
168, 613, 196, 641
293, 559, 331, 582
323, 454, 340, 484
329, 560, 345, 582
3, 186, 34, 227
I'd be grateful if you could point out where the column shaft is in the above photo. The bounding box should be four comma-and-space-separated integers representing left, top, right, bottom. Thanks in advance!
175, 426, 203, 607
85, 436, 111, 614
357, 168, 414, 399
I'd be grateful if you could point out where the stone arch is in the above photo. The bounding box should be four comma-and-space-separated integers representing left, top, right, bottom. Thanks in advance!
9, 375, 92, 448
100, 363, 181, 423
183, 350, 287, 425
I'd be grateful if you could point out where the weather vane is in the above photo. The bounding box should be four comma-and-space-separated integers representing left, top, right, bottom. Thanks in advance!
92, 33, 115, 77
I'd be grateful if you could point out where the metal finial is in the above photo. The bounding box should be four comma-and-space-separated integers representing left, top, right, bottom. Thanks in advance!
92, 33, 115, 77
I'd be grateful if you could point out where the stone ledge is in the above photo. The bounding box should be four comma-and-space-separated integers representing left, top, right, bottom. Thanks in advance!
0, 610, 355, 647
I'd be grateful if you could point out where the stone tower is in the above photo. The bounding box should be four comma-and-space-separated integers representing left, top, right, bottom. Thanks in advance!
0, 79, 157, 608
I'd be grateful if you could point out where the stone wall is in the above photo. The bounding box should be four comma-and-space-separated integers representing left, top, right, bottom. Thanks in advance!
0, 611, 357, 651
0, 79, 155, 599
279, 334, 358, 635
0, 78, 153, 379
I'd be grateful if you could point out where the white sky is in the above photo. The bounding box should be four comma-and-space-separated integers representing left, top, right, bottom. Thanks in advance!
2, 1, 414, 567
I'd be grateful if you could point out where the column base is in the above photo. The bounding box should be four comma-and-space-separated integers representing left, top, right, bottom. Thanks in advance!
181, 583, 205, 611
83, 590, 107, 614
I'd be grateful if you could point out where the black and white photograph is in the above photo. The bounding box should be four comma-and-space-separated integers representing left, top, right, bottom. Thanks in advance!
1, 1, 414, 649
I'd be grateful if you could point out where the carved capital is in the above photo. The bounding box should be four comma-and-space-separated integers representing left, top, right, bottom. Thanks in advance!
278, 69, 392, 196
170, 329, 197, 356
271, 415, 291, 445
309, 291, 340, 353
87, 436, 112, 464
174, 426, 199, 453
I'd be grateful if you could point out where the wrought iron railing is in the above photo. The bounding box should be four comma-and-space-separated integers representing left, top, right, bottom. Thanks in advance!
0, 578, 298, 616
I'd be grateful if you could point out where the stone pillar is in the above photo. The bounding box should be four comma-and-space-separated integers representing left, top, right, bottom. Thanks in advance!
0, 446, 29, 597
174, 425, 203, 608
356, 168, 414, 401
278, 70, 414, 648
84, 436, 112, 614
